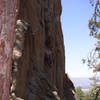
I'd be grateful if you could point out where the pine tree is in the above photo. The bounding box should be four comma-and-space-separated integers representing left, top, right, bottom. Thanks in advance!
82, 0, 100, 99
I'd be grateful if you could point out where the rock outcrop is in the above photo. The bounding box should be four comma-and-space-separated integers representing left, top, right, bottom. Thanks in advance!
11, 0, 75, 100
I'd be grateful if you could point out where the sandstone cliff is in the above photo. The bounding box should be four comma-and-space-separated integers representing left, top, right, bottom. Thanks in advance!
11, 0, 75, 100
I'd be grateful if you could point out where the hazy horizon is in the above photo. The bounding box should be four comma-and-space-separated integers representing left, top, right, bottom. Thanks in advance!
71, 77, 93, 89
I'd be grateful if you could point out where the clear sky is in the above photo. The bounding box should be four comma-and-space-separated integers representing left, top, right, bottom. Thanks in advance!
61, 0, 96, 78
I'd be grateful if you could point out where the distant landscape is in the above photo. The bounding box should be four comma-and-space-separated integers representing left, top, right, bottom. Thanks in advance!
71, 77, 93, 91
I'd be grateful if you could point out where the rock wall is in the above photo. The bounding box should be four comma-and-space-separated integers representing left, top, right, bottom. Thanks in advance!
0, 0, 19, 99
12, 0, 75, 100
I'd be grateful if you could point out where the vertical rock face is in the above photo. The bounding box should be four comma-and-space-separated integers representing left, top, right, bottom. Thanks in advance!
12, 0, 75, 100
0, 0, 19, 99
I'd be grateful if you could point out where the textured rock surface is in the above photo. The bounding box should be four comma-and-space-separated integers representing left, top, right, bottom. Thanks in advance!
63, 74, 75, 100
11, 0, 75, 100
0, 0, 19, 99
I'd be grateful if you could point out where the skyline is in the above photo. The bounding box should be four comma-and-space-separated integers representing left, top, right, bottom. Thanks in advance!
61, 0, 96, 78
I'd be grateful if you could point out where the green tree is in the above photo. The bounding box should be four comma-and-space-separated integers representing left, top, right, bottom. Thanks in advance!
82, 0, 100, 99
75, 86, 84, 100
82, 0, 100, 71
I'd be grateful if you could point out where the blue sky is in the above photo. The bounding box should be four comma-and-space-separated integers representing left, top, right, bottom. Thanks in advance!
61, 0, 96, 78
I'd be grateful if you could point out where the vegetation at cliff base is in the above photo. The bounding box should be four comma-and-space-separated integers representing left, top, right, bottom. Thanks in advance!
75, 86, 100, 100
